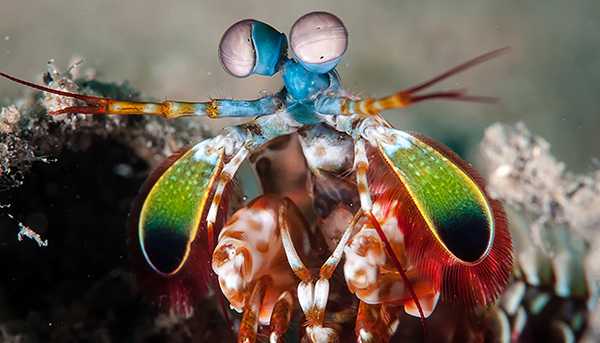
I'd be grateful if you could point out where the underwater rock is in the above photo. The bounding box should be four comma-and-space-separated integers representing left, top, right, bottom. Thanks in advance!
481, 123, 599, 342
0, 65, 232, 342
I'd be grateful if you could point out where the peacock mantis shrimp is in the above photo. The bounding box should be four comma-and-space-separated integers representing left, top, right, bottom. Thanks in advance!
1, 11, 513, 342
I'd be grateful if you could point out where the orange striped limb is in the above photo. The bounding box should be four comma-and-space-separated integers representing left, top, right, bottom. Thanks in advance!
315, 47, 508, 116
205, 147, 249, 253
279, 198, 362, 342
238, 278, 268, 343
0, 71, 283, 119
355, 302, 400, 343
278, 201, 312, 284
235, 279, 298, 343
268, 291, 294, 343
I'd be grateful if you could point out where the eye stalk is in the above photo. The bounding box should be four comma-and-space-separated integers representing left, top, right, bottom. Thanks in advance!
290, 12, 348, 74
219, 19, 287, 78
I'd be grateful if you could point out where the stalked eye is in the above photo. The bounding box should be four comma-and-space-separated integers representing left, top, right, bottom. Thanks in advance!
219, 20, 255, 77
219, 19, 287, 78
290, 12, 348, 74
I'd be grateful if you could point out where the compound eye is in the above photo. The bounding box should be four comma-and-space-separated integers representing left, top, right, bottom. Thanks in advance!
219, 19, 287, 78
290, 12, 348, 73
219, 20, 256, 78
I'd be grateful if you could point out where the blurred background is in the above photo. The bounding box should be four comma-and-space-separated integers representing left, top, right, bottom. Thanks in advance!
0, 0, 598, 171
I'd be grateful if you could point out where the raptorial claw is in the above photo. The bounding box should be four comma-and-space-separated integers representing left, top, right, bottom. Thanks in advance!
213, 195, 308, 342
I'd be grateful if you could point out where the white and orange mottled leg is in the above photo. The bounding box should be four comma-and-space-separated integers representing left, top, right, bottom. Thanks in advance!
268, 291, 294, 343
279, 200, 360, 342
344, 219, 440, 312
355, 302, 400, 343
345, 222, 440, 342
205, 146, 250, 251
212, 196, 307, 340
238, 278, 268, 343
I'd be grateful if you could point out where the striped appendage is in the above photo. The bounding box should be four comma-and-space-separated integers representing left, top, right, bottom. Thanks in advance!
205, 147, 249, 252
0, 71, 282, 119
315, 47, 508, 117
278, 193, 362, 342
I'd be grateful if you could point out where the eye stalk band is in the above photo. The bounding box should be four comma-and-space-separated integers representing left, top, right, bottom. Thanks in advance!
219, 19, 287, 78
251, 21, 288, 76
